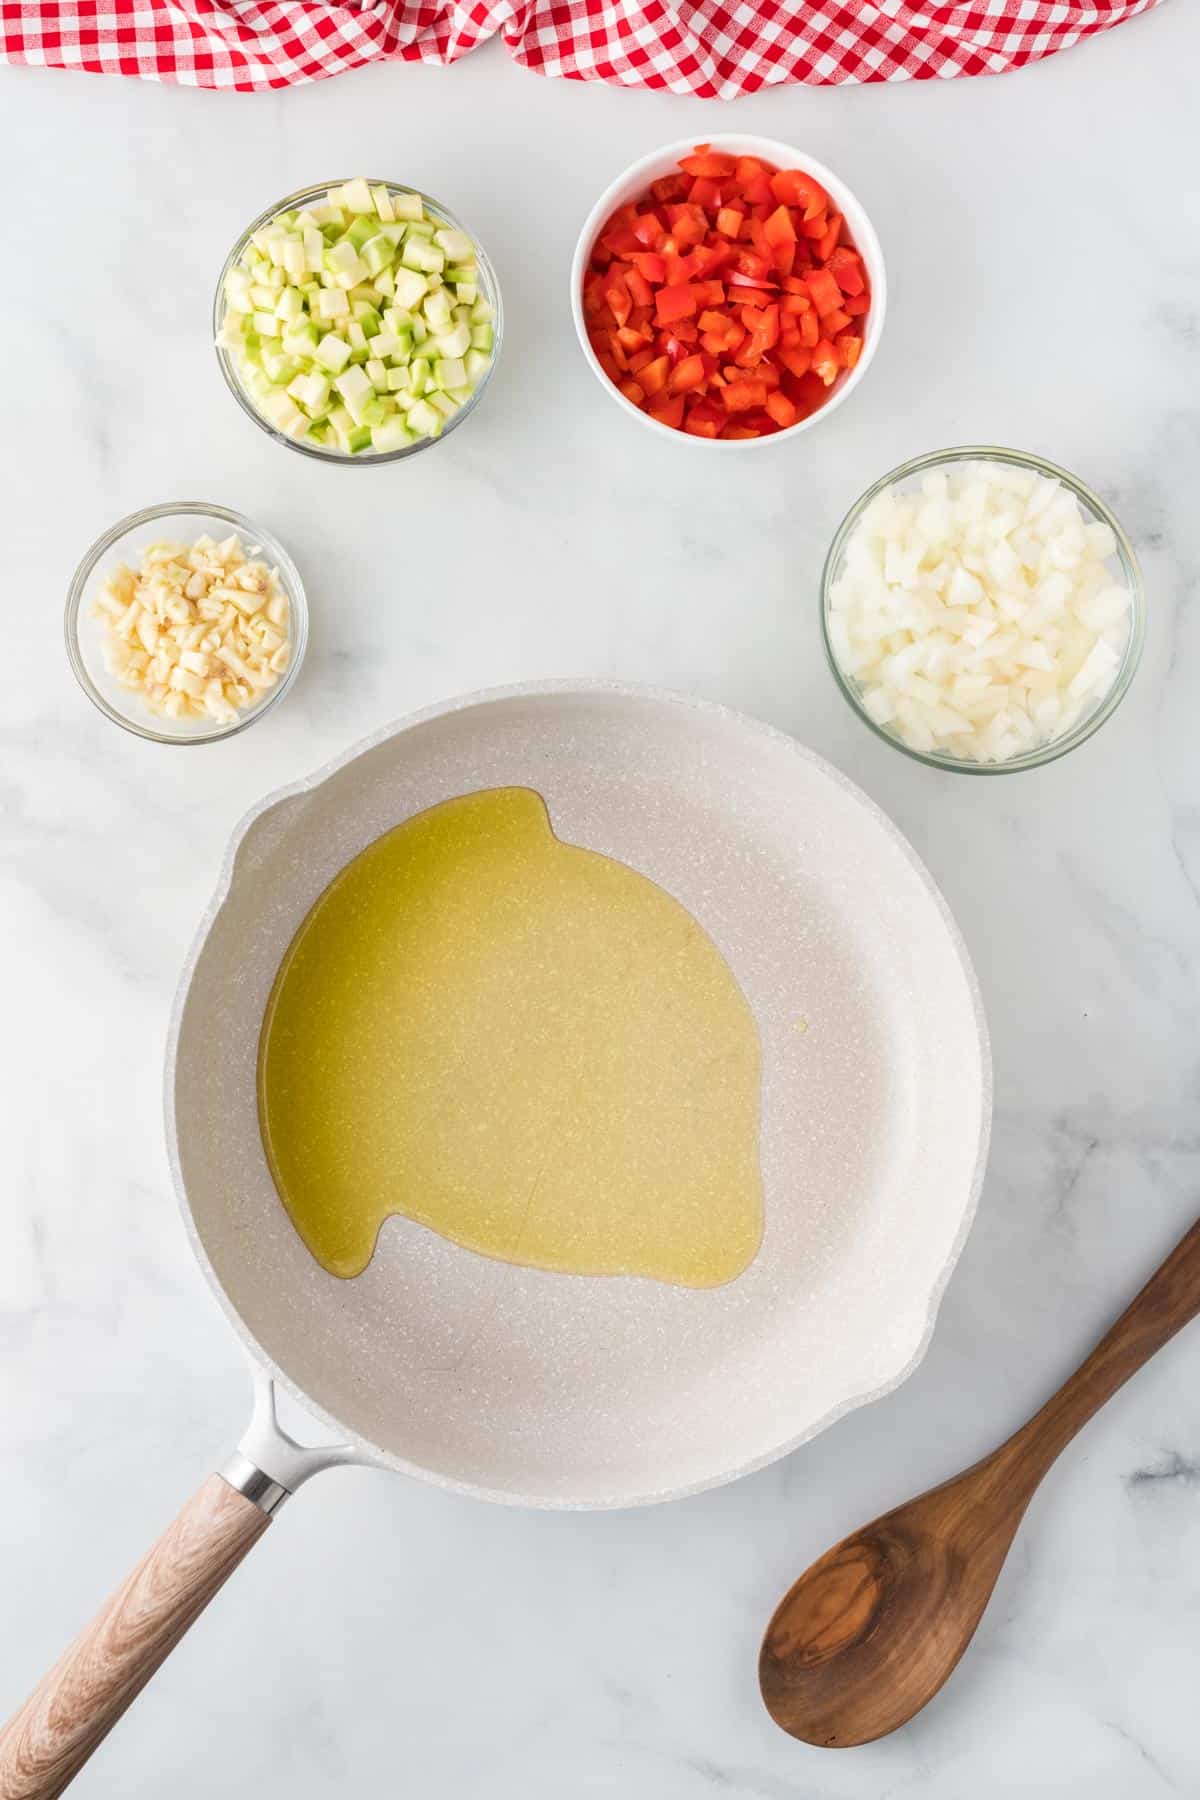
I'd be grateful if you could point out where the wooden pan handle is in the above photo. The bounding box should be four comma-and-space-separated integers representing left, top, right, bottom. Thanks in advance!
999, 1214, 1200, 1486
0, 1474, 271, 1800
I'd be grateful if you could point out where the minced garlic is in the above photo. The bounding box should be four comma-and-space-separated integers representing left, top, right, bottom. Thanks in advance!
91, 534, 290, 725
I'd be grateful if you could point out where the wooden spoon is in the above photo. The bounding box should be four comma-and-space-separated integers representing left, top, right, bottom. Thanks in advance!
760, 1214, 1200, 1748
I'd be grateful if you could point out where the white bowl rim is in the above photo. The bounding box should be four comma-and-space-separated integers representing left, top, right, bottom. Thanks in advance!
569, 135, 888, 452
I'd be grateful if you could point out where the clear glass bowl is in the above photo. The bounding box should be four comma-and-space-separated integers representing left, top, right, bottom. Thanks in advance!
821, 446, 1145, 774
213, 179, 503, 465
65, 502, 308, 745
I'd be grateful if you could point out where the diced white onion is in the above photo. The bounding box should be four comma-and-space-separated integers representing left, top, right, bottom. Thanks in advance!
829, 462, 1133, 763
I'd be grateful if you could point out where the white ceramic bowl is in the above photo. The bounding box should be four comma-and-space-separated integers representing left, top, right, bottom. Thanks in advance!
570, 136, 887, 451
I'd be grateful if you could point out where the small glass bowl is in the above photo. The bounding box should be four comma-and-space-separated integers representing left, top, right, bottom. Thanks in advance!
821, 446, 1145, 774
213, 179, 503, 465
65, 502, 308, 745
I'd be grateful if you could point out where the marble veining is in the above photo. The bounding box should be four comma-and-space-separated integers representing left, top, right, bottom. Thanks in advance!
3, 4, 1200, 1793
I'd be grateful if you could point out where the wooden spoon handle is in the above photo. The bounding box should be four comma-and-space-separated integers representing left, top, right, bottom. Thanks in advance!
1000, 1214, 1200, 1485
0, 1475, 270, 1800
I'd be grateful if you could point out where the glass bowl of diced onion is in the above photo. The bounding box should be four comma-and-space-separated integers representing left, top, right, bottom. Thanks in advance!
65, 502, 308, 745
213, 179, 502, 464
821, 447, 1144, 774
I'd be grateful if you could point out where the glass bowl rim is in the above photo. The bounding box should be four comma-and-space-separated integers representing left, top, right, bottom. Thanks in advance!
212, 177, 503, 467
820, 444, 1145, 775
65, 500, 309, 746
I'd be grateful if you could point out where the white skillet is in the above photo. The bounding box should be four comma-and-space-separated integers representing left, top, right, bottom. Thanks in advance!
0, 683, 990, 1796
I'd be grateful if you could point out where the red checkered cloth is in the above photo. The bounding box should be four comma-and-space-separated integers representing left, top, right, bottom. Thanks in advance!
0, 0, 1162, 96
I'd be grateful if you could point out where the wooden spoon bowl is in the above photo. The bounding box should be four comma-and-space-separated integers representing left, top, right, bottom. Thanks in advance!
760, 1215, 1200, 1747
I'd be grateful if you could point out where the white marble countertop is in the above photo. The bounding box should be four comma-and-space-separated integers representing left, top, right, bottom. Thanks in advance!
4, 9, 1200, 1793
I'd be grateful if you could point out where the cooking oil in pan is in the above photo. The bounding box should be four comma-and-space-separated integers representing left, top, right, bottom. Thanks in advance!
257, 786, 763, 1286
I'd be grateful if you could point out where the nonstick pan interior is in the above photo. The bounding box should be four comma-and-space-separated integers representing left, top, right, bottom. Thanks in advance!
169, 685, 989, 1507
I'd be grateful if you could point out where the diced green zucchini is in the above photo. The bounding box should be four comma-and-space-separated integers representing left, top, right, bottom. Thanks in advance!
434, 357, 466, 390
342, 178, 375, 215
346, 214, 378, 250
222, 180, 490, 454
422, 288, 452, 332
314, 332, 352, 373
406, 398, 442, 438
361, 234, 394, 276
372, 416, 412, 453
401, 237, 444, 274
261, 349, 300, 383
391, 267, 429, 311
435, 228, 474, 262
433, 322, 471, 359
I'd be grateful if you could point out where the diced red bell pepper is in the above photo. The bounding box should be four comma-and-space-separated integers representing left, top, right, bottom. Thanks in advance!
603, 270, 633, 327
689, 177, 724, 213
639, 354, 670, 396
811, 339, 839, 386
763, 205, 797, 249
721, 378, 768, 412
669, 353, 707, 393
731, 250, 773, 287
816, 214, 843, 263
586, 147, 869, 438
825, 247, 864, 295
632, 251, 667, 285
681, 148, 738, 179
769, 169, 828, 220
773, 347, 813, 383
737, 169, 774, 207
805, 267, 843, 318
650, 174, 689, 204
683, 398, 725, 438
625, 268, 654, 310
655, 283, 700, 325
766, 391, 798, 429
631, 213, 665, 251
648, 393, 685, 428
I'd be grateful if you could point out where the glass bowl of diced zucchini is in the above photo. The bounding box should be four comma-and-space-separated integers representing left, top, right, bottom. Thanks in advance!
214, 178, 501, 463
